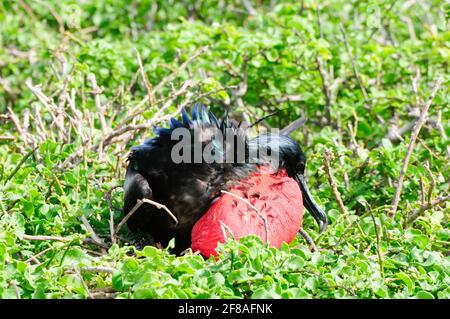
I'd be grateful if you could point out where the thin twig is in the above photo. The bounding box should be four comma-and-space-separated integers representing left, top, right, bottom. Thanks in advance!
134, 48, 155, 106
424, 161, 435, 204
8, 107, 28, 145
219, 220, 235, 241
10, 280, 21, 299
323, 150, 349, 217
80, 266, 115, 274
221, 190, 269, 245
74, 267, 94, 299
407, 194, 450, 224
419, 176, 425, 206
25, 247, 53, 264
153, 46, 208, 93
0, 135, 15, 141
390, 77, 443, 217
104, 185, 121, 244
298, 228, 317, 252
242, 0, 257, 15
80, 215, 107, 253
87, 73, 108, 135
316, 57, 332, 124
89, 291, 118, 299
101, 80, 195, 147
22, 234, 71, 242
339, 24, 370, 105
368, 205, 384, 278
115, 198, 178, 237
25, 79, 67, 141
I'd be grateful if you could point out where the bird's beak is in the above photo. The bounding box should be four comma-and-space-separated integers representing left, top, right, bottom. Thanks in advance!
296, 174, 328, 233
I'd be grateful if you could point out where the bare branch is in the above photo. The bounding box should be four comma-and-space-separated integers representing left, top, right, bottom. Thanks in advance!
298, 228, 317, 252
0, 135, 15, 141
390, 77, 443, 218
73, 267, 94, 299
115, 198, 178, 237
87, 73, 108, 135
368, 205, 384, 278
25, 247, 53, 264
407, 194, 450, 223
323, 150, 349, 217
134, 48, 155, 106
80, 215, 107, 254
22, 234, 71, 242
153, 46, 208, 93
80, 266, 115, 274
339, 24, 370, 105
104, 185, 121, 245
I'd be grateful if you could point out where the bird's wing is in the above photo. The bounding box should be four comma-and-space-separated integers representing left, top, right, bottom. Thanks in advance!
280, 117, 307, 136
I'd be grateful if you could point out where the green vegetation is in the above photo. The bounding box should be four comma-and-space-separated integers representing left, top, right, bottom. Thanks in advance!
0, 0, 448, 299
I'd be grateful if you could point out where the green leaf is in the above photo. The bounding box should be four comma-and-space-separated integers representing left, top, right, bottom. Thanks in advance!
415, 291, 435, 299
397, 272, 415, 294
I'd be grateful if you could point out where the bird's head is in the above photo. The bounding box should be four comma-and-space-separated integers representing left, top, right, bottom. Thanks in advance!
249, 134, 328, 233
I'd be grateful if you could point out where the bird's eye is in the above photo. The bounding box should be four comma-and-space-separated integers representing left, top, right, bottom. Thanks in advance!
296, 162, 305, 173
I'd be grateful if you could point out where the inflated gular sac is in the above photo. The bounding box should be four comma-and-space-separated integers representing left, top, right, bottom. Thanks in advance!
191, 167, 304, 257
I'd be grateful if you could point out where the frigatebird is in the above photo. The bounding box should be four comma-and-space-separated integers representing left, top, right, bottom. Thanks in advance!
124, 104, 327, 255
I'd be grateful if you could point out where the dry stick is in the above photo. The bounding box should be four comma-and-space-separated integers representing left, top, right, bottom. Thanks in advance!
367, 1, 396, 42
74, 267, 94, 299
419, 176, 425, 207
0, 135, 14, 141
117, 46, 208, 128
424, 161, 435, 204
22, 234, 70, 242
316, 57, 332, 124
35, 0, 65, 34
17, 0, 38, 20
323, 150, 350, 217
153, 46, 208, 93
25, 247, 53, 264
104, 185, 121, 244
339, 24, 369, 105
219, 220, 236, 241
221, 190, 269, 245
87, 74, 108, 135
26, 254, 41, 265
115, 198, 178, 237
316, 6, 324, 39
25, 79, 66, 137
101, 80, 195, 147
61, 48, 208, 167
368, 205, 384, 278
134, 48, 155, 106
10, 280, 21, 299
89, 291, 118, 299
298, 228, 317, 252
8, 107, 29, 146
435, 110, 450, 158
407, 194, 450, 224
56, 75, 70, 142
33, 104, 49, 141
80, 215, 107, 254
315, 6, 331, 124
390, 77, 443, 218
242, 0, 257, 15
80, 266, 115, 274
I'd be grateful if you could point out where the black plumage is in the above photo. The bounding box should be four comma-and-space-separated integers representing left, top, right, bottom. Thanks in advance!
124, 104, 327, 254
